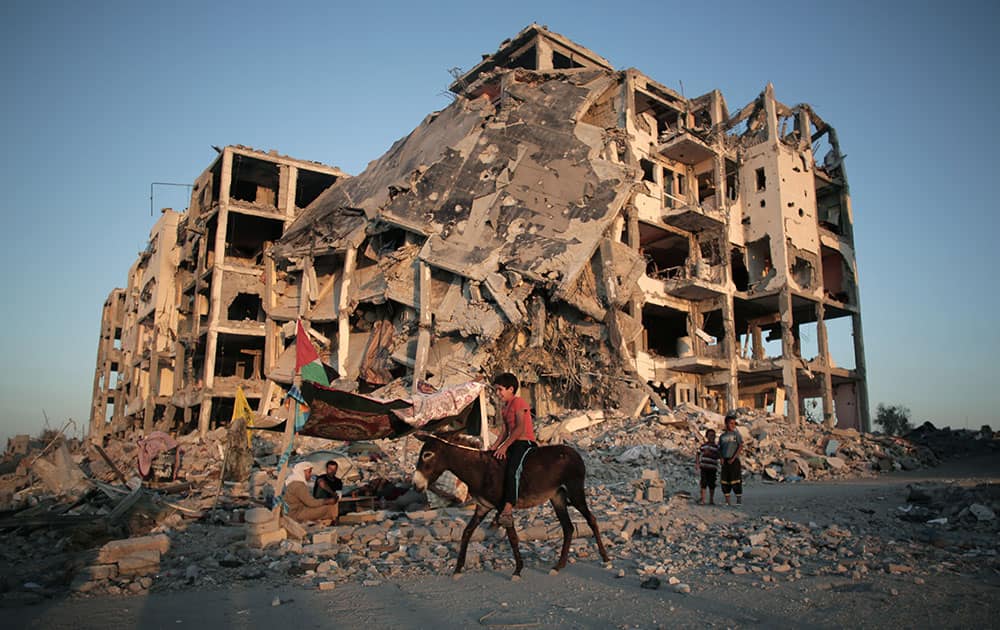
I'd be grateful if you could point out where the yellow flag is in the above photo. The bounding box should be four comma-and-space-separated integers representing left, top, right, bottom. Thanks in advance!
233, 386, 255, 447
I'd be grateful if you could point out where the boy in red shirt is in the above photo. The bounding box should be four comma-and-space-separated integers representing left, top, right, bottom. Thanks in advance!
492, 372, 536, 528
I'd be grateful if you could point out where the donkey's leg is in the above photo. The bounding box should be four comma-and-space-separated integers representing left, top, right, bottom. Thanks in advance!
566, 481, 610, 563
550, 490, 574, 573
454, 505, 488, 576
504, 522, 524, 578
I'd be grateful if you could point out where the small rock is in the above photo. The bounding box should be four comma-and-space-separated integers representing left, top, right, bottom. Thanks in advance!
672, 583, 691, 594
640, 577, 661, 590
969, 504, 996, 522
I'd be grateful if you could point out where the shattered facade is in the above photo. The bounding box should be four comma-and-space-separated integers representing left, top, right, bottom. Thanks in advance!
91, 24, 869, 439
90, 146, 345, 439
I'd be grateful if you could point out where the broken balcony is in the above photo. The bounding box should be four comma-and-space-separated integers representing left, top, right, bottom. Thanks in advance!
657, 130, 715, 166
655, 261, 726, 300
661, 199, 725, 232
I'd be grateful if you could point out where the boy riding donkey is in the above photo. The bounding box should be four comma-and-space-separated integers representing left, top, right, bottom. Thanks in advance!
492, 372, 537, 529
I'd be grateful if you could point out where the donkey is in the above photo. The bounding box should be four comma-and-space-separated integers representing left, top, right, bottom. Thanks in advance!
411, 431, 609, 578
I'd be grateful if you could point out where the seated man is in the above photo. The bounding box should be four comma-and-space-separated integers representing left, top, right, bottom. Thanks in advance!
284, 462, 338, 525
312, 460, 343, 500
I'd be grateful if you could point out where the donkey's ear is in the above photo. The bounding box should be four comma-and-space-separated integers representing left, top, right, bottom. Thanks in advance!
412, 431, 430, 442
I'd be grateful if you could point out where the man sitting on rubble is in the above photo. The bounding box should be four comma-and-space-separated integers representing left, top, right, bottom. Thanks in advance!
312, 459, 343, 500
284, 462, 338, 525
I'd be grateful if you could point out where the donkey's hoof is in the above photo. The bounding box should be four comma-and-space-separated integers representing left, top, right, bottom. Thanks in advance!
548, 568, 559, 576
510, 574, 521, 582
603, 562, 613, 570
452, 572, 464, 581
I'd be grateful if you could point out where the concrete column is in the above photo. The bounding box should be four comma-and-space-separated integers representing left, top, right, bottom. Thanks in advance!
144, 347, 160, 434
199, 150, 233, 434
779, 288, 800, 425
815, 301, 836, 428
851, 311, 871, 431
337, 247, 358, 377
412, 261, 432, 393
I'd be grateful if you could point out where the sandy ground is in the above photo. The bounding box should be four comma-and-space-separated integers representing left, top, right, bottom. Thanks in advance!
5, 454, 999, 629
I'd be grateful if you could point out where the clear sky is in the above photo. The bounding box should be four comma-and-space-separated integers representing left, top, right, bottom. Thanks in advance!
1, 0, 997, 445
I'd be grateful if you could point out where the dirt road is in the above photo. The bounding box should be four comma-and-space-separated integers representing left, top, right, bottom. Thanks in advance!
5, 454, 998, 629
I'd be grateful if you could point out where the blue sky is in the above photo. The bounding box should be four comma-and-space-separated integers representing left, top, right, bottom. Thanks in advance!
1, 1, 997, 444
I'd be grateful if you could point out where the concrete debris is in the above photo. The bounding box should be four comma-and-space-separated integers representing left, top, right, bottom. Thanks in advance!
2, 399, 997, 603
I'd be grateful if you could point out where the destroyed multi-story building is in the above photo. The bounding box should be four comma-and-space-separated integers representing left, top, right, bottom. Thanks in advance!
90, 24, 870, 440
90, 146, 345, 439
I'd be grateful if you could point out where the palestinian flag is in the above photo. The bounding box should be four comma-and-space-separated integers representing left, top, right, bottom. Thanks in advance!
296, 320, 330, 386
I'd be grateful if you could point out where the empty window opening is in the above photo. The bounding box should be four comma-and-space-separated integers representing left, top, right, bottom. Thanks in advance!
822, 248, 851, 303
730, 248, 750, 291
662, 168, 677, 208
699, 309, 724, 358
508, 45, 537, 70
725, 161, 739, 201
824, 316, 857, 370
817, 184, 844, 233
296, 170, 338, 210
226, 213, 284, 264
227, 293, 263, 322
641, 303, 688, 358
640, 224, 689, 279
697, 171, 716, 208
215, 334, 266, 379
755, 167, 767, 191
640, 159, 656, 183
801, 396, 824, 424
790, 257, 814, 289
797, 321, 820, 360
746, 236, 774, 288
230, 155, 279, 207
552, 50, 584, 69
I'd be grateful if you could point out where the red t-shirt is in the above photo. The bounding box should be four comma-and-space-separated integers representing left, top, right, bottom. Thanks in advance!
502, 395, 536, 442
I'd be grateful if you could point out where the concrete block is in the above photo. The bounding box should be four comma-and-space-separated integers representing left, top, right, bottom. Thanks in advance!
281, 515, 308, 540
117, 550, 160, 576
641, 469, 660, 480
247, 518, 281, 535
83, 563, 119, 580
646, 486, 664, 502
247, 528, 287, 548
339, 511, 381, 525
311, 531, 336, 545
245, 507, 278, 524
98, 534, 171, 563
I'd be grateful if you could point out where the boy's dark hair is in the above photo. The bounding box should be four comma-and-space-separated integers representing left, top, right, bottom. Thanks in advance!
493, 372, 519, 393
325, 460, 338, 469
705, 429, 716, 437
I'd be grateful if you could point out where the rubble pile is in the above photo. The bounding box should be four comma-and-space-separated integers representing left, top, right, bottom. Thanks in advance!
542, 404, 943, 490
0, 411, 996, 603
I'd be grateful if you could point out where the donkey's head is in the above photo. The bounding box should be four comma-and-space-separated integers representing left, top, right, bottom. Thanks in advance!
412, 431, 447, 491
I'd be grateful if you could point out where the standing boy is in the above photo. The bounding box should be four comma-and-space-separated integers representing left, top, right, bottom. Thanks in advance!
492, 372, 536, 529
695, 429, 720, 505
718, 411, 744, 506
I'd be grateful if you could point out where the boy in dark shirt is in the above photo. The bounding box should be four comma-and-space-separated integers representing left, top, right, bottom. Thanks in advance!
718, 411, 744, 506
695, 429, 720, 505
